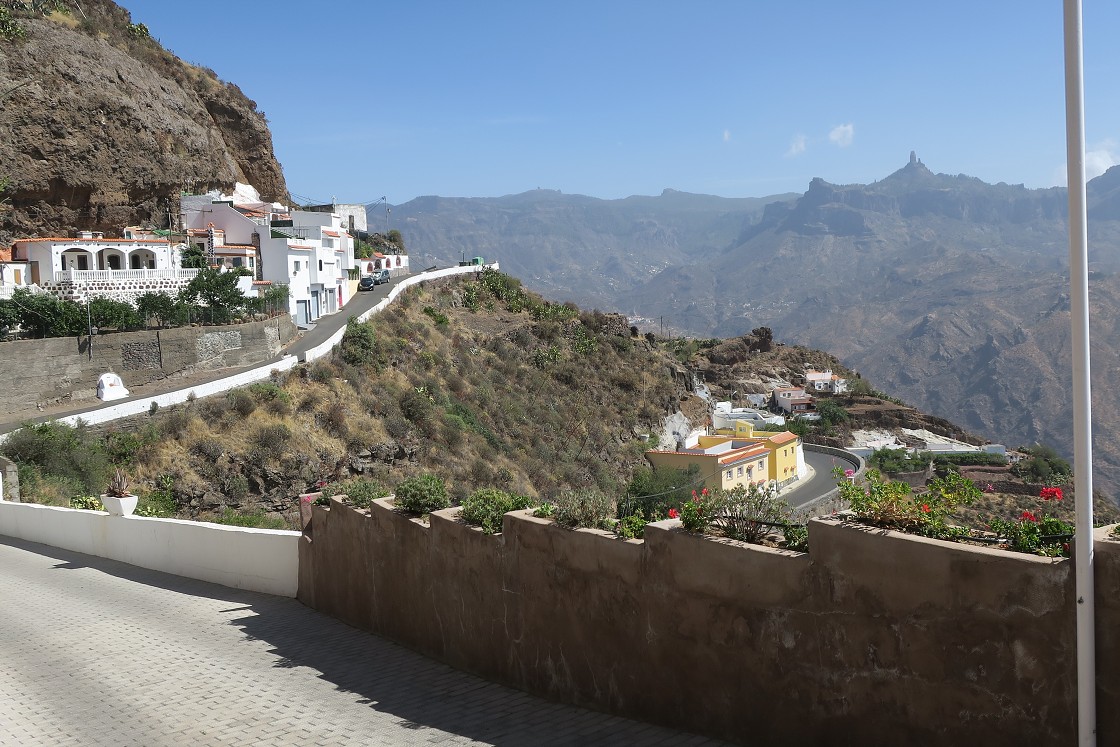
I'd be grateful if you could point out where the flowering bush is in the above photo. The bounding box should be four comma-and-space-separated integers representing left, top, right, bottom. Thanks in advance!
835, 468, 977, 539
679, 488, 723, 533
986, 488, 1074, 557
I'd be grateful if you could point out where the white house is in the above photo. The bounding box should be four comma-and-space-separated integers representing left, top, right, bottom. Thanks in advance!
181, 193, 360, 327
771, 386, 818, 418
9, 231, 195, 303
804, 368, 848, 394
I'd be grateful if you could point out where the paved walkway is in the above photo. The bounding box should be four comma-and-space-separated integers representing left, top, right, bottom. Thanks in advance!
0, 538, 727, 746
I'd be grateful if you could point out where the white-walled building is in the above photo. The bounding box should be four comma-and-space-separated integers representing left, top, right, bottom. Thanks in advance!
181, 196, 360, 327
9, 232, 195, 303
712, 401, 786, 429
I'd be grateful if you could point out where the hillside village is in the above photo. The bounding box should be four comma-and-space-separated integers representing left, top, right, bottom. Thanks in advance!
0, 184, 410, 329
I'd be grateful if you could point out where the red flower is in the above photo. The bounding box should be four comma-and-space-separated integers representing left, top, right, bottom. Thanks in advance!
1040, 487, 1064, 502
921, 503, 930, 513
701, 488, 709, 496
1021, 510, 1039, 523
668, 508, 679, 519
1063, 543, 1071, 554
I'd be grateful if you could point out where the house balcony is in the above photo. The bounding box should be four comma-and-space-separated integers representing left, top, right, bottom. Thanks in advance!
55, 268, 201, 284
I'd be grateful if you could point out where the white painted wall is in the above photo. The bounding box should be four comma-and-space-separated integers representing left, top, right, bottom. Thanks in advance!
0, 500, 298, 596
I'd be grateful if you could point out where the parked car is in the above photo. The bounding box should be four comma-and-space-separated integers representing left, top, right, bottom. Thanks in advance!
358, 275, 376, 291
372, 269, 391, 285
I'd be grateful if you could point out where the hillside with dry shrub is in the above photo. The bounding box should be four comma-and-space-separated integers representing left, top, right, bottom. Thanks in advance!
11, 271, 690, 525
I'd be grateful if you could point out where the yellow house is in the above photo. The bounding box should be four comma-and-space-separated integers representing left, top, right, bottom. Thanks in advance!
646, 438, 770, 492
708, 422, 804, 488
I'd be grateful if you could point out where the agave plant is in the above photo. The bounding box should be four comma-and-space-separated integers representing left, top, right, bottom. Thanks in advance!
106, 469, 132, 498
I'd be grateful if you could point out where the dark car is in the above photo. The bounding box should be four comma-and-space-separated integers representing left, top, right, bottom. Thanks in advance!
358, 275, 376, 291
373, 269, 391, 285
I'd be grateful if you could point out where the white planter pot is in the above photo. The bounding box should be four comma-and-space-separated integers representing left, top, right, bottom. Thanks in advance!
101, 494, 138, 516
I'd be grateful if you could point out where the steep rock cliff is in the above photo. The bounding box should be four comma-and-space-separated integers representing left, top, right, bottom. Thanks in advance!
0, 1, 286, 244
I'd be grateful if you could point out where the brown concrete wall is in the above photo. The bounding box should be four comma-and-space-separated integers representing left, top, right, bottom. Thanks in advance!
298, 503, 1118, 746
1096, 527, 1120, 742
0, 315, 296, 412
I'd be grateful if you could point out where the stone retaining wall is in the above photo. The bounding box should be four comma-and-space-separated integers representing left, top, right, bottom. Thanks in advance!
0, 316, 296, 413
299, 499, 1120, 745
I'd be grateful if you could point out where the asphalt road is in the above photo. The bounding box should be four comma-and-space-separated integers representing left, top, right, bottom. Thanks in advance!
783, 449, 851, 510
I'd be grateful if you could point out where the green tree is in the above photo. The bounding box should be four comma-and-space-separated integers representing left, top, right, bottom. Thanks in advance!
9, 289, 84, 338
89, 297, 141, 331
750, 326, 773, 352
181, 245, 207, 269
386, 228, 405, 253
815, 399, 850, 427
178, 268, 245, 324
623, 463, 701, 518
136, 292, 186, 328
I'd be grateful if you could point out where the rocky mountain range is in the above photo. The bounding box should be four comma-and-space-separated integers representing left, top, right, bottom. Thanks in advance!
0, 0, 286, 246
387, 157, 1120, 502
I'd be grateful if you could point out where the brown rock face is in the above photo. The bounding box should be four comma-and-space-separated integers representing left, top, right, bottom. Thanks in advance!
0, 3, 286, 244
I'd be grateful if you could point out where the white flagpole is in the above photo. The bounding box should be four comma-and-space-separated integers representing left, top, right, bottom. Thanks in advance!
1062, 1, 1096, 743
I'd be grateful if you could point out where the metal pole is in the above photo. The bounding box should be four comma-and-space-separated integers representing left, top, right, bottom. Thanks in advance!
86, 283, 93, 361
1062, 1, 1095, 743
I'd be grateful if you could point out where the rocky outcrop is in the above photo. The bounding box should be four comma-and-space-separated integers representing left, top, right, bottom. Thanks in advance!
0, 2, 286, 245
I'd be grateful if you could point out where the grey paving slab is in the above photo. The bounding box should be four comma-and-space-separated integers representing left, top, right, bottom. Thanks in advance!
0, 537, 731, 746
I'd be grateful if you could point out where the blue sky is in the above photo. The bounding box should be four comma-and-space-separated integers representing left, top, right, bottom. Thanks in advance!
119, 1, 1120, 205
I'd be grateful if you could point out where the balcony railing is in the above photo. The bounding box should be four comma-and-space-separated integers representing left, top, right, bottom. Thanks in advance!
55, 268, 201, 283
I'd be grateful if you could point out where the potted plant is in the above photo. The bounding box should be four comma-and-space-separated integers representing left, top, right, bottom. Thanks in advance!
101, 469, 138, 516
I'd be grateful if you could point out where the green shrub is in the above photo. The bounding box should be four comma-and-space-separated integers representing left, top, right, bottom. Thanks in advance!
422, 306, 450, 327
103, 430, 144, 466
554, 488, 614, 530
2, 421, 111, 496
394, 473, 449, 514
615, 510, 651, 540
339, 318, 378, 366
320, 477, 388, 509
783, 523, 809, 552
460, 488, 532, 534
70, 495, 103, 511
248, 381, 291, 406
714, 483, 792, 544
137, 476, 177, 518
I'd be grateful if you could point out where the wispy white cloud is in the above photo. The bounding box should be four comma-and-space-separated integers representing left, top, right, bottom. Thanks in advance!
723, 129, 731, 143
786, 133, 807, 157
1052, 138, 1120, 185
828, 123, 854, 148
1086, 139, 1119, 180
